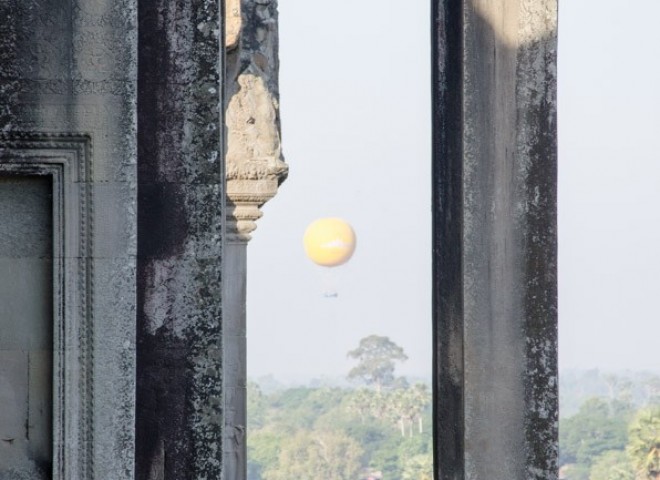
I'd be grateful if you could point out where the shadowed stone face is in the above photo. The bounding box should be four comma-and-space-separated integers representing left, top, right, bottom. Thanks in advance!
0, 176, 53, 480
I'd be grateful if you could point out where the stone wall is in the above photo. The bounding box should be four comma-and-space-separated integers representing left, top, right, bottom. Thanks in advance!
0, 0, 560, 478
0, 0, 138, 478
0, 0, 225, 478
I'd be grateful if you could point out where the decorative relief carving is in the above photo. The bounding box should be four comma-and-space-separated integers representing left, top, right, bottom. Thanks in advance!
72, 0, 132, 29
225, 71, 287, 241
225, 0, 242, 50
73, 29, 130, 81
14, 104, 122, 129
15, 80, 70, 95
225, 0, 287, 243
73, 79, 132, 95
12, 80, 130, 96
17, 0, 70, 28
15, 28, 69, 80
0, 133, 94, 480
73, 0, 114, 16
10, 79, 134, 96
226, 73, 286, 179
5, 1, 131, 82
8, 1, 70, 80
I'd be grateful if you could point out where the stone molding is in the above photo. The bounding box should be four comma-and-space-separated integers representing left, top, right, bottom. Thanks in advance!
0, 133, 94, 480
225, 0, 287, 243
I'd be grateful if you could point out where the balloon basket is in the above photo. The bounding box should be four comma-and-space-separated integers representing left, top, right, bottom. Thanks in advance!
319, 267, 341, 299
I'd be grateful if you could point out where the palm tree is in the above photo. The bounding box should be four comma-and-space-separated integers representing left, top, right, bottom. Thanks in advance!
409, 383, 431, 434
627, 407, 660, 479
347, 389, 372, 424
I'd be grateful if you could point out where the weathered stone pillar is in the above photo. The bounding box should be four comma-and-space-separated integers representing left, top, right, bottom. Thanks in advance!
223, 1, 287, 478
432, 1, 558, 479
136, 0, 225, 478
0, 0, 138, 479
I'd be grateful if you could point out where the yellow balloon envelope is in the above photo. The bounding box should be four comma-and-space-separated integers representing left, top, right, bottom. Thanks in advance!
303, 218, 356, 267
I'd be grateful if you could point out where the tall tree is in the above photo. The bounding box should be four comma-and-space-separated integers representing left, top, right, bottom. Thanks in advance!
347, 335, 408, 392
627, 406, 660, 479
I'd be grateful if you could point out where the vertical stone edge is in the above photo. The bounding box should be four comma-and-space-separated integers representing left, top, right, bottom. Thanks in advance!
136, 0, 225, 477
223, 0, 286, 478
516, 1, 558, 478
432, 0, 465, 479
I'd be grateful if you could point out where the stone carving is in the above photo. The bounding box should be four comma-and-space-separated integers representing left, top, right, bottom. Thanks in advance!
223, 3, 285, 479
225, 0, 287, 242
0, 134, 95, 480
1, 0, 138, 477
15, 28, 69, 80
73, 30, 126, 81
226, 0, 242, 50
226, 71, 287, 240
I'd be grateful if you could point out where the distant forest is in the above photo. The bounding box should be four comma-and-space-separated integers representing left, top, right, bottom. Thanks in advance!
247, 336, 432, 480
249, 347, 660, 480
559, 369, 660, 479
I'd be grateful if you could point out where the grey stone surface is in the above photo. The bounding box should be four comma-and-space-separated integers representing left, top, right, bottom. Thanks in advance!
223, 2, 286, 478
136, 1, 224, 480
0, 0, 137, 478
225, 0, 287, 242
223, 243, 248, 480
1, 0, 228, 478
0, 177, 53, 479
433, 0, 558, 479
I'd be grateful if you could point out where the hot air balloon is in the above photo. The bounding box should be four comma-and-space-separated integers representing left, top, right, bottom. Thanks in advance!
303, 218, 356, 297
303, 218, 356, 266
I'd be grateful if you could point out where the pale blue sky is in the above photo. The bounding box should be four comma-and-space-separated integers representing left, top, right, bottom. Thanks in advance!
247, 0, 431, 380
558, 0, 660, 371
246, 0, 660, 380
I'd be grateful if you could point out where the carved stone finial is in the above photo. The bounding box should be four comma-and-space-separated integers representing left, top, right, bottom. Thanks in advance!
225, 0, 242, 50
225, 0, 286, 243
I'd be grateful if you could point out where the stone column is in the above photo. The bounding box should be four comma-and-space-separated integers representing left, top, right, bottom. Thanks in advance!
223, 1, 287, 478
432, 1, 558, 479
136, 0, 224, 478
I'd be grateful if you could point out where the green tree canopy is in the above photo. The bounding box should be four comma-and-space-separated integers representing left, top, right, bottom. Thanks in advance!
263, 430, 363, 480
627, 406, 660, 479
248, 430, 284, 480
347, 335, 408, 391
589, 450, 635, 480
559, 397, 634, 468
402, 454, 433, 480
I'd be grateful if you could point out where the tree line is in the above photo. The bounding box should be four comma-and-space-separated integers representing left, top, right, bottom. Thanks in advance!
247, 335, 432, 480
560, 372, 660, 480
248, 341, 660, 479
